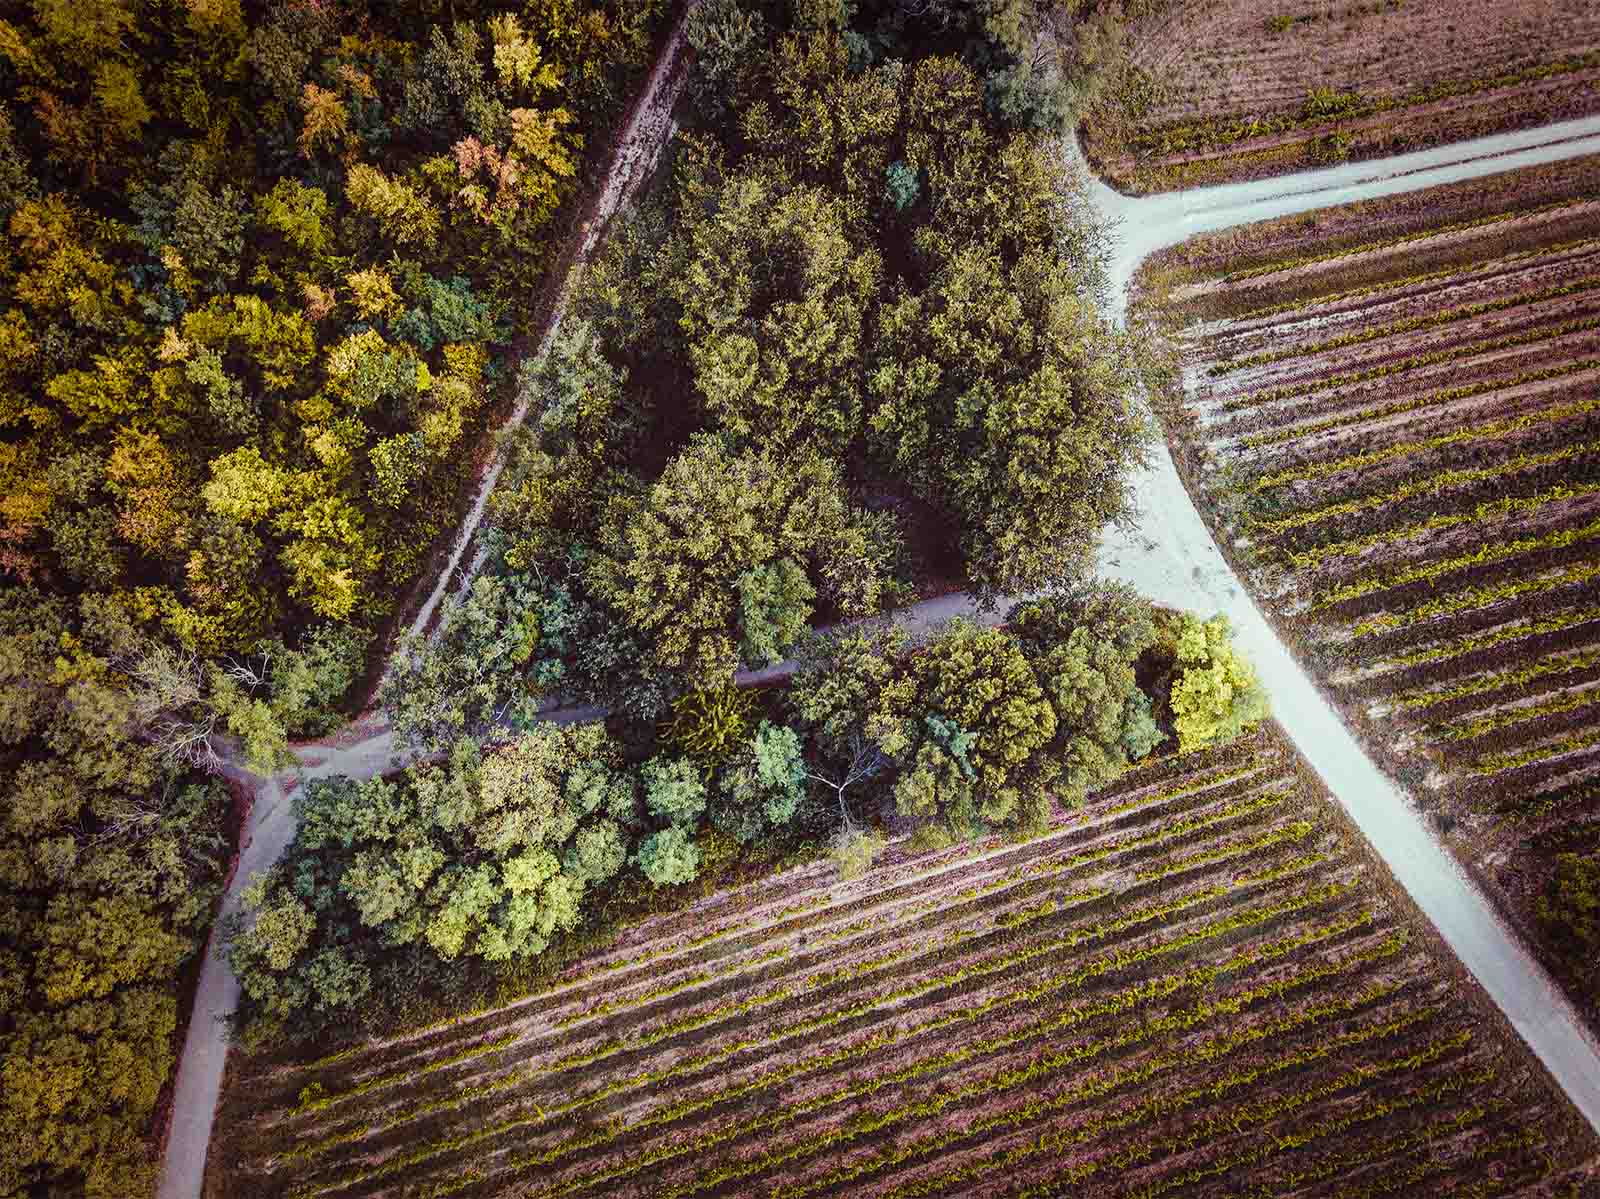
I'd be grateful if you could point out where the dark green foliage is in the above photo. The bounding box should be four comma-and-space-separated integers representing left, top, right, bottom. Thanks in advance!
1539, 852, 1600, 995
641, 756, 708, 826
0, 594, 229, 1199
380, 573, 580, 755
787, 587, 1163, 841
714, 721, 809, 843
685, 0, 767, 118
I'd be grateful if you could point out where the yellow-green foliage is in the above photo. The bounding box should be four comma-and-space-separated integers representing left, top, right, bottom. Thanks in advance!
1170, 614, 1270, 754
664, 686, 756, 764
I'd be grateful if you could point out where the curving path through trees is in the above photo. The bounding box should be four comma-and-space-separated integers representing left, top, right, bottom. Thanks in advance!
157, 113, 1600, 1197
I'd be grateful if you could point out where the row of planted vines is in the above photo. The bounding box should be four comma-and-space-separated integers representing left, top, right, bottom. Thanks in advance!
1139, 153, 1600, 1031
1082, 0, 1600, 193
208, 725, 1591, 1199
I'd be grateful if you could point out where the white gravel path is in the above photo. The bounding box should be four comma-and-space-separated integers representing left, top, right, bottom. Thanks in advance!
156, 114, 1600, 1198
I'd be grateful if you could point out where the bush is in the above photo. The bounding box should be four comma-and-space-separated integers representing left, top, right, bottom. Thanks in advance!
640, 755, 707, 826
829, 826, 887, 881
1169, 613, 1270, 753
662, 686, 755, 764
636, 826, 701, 886
714, 721, 808, 843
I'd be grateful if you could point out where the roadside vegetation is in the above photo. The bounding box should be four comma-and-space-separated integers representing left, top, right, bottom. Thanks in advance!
1134, 152, 1600, 1032
212, 725, 1594, 1199
1081, 0, 1600, 192
228, 588, 1276, 1047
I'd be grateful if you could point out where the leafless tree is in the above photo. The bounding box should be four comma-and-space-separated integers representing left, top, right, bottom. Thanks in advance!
800, 731, 889, 832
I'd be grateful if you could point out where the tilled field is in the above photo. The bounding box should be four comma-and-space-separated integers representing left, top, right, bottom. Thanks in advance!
1140, 154, 1600, 1033
208, 728, 1595, 1199
1083, 0, 1600, 193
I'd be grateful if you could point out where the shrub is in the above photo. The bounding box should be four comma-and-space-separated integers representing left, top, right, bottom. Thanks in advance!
636, 826, 701, 886
829, 826, 887, 881
1169, 613, 1269, 753
885, 160, 921, 211
640, 755, 707, 826
662, 686, 755, 764
714, 721, 808, 843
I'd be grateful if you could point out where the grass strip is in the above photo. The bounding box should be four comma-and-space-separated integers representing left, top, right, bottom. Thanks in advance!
1231, 234, 1600, 321
1469, 724, 1600, 776
1349, 561, 1600, 638
1254, 440, 1600, 536
1311, 515, 1600, 609
1217, 312, 1600, 412
1438, 684, 1600, 743
1241, 359, 1600, 450
1214, 195, 1593, 285
1278, 481, 1600, 569
1391, 643, 1600, 711
674, 959, 1419, 1199
815, 1007, 1465, 1199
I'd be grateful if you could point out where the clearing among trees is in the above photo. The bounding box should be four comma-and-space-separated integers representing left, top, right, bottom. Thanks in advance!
1137, 152, 1600, 1032
208, 726, 1595, 1199
1082, 0, 1600, 193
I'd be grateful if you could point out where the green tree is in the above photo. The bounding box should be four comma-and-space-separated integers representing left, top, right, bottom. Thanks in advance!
640, 755, 706, 827
1009, 583, 1162, 798
226, 723, 638, 1043
684, 0, 765, 117
636, 825, 700, 886
381, 573, 574, 755
868, 239, 1148, 599
588, 435, 881, 688
669, 164, 879, 453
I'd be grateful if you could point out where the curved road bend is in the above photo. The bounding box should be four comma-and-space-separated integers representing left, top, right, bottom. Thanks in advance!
158, 114, 1600, 1198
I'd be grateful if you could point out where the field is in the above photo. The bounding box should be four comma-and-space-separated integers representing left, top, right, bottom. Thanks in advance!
1081, 0, 1600, 193
206, 726, 1595, 1199
1137, 152, 1600, 1032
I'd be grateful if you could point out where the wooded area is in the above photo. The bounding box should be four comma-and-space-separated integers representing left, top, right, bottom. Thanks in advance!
0, 1, 1240, 1196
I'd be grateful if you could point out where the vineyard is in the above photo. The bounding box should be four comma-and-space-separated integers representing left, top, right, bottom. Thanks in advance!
206, 726, 1594, 1199
1082, 0, 1600, 193
1138, 152, 1600, 1033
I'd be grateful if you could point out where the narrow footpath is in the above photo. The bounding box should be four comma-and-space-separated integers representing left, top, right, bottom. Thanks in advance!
157, 115, 1600, 1197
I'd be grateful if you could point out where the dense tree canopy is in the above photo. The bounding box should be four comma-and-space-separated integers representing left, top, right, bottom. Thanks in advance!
786, 583, 1169, 841
0, 1, 669, 1192
0, 592, 229, 1199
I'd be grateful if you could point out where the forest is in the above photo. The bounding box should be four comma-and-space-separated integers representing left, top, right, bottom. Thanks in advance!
0, 1, 1259, 1197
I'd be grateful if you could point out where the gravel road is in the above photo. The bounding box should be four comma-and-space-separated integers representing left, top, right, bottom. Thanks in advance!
156, 113, 1600, 1198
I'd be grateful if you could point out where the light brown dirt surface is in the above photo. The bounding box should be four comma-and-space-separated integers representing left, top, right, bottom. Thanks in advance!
1085, 0, 1600, 193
